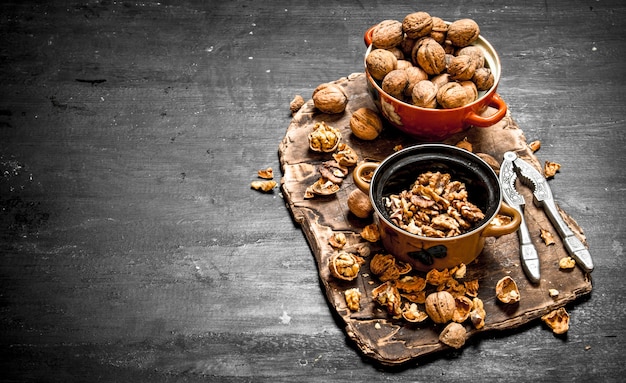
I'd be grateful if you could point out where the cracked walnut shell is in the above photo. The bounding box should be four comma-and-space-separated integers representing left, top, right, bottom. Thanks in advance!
495, 276, 520, 304
308, 121, 341, 153
328, 251, 364, 281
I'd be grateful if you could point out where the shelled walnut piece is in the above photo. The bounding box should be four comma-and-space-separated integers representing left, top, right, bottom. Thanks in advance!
541, 307, 570, 334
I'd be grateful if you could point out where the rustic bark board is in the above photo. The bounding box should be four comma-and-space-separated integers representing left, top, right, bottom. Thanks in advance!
278, 73, 592, 366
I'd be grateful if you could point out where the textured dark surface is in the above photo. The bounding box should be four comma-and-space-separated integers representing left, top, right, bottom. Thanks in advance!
1, 1, 625, 381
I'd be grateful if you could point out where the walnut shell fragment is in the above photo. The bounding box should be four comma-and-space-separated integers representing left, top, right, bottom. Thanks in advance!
495, 276, 520, 304
308, 121, 342, 153
305, 177, 340, 198
541, 228, 556, 245
370, 253, 400, 282
452, 295, 473, 323
332, 143, 359, 167
328, 232, 347, 249
319, 160, 348, 185
541, 307, 570, 334
372, 281, 403, 317
439, 322, 467, 349
402, 302, 429, 323
250, 180, 277, 192
469, 297, 486, 329
344, 288, 361, 311
328, 251, 364, 281
360, 223, 380, 242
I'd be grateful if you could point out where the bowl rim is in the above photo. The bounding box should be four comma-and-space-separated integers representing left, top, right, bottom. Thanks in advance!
369, 143, 503, 241
364, 23, 502, 111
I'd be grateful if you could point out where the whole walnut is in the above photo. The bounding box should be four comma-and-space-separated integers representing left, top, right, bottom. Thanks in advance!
411, 80, 438, 108
425, 291, 456, 324
396, 59, 413, 70
456, 46, 485, 68
399, 36, 417, 57
430, 17, 448, 44
404, 66, 429, 96
372, 19, 404, 49
412, 37, 446, 75
312, 83, 348, 114
382, 69, 409, 100
431, 73, 451, 89
437, 81, 471, 109
447, 18, 480, 47
366, 48, 398, 81
460, 80, 478, 103
350, 107, 383, 140
447, 55, 477, 81
402, 12, 433, 39
472, 67, 495, 91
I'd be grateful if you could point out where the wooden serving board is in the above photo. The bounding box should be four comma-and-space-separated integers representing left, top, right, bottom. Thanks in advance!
278, 73, 592, 366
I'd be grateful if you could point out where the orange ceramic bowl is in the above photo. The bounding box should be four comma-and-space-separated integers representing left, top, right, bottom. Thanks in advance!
363, 25, 507, 141
353, 144, 521, 271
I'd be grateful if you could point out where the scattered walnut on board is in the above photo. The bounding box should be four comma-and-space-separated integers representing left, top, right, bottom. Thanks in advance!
495, 276, 520, 304
349, 107, 383, 140
347, 188, 373, 219
344, 288, 361, 311
541, 307, 570, 334
439, 322, 467, 349
424, 291, 456, 323
328, 251, 364, 281
289, 95, 305, 115
312, 83, 348, 114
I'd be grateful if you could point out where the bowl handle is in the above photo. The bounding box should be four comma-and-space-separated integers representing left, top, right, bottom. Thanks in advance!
464, 93, 507, 127
481, 202, 521, 238
364, 25, 376, 47
353, 161, 379, 193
